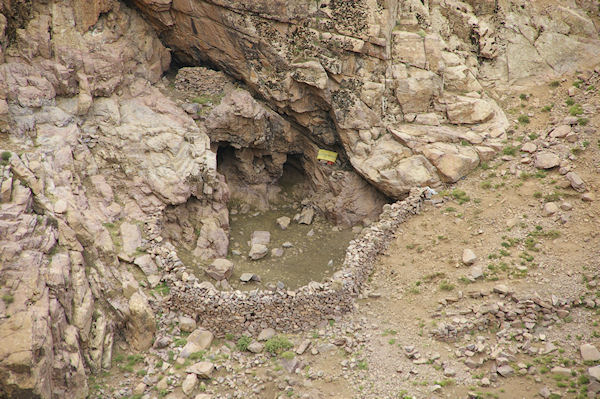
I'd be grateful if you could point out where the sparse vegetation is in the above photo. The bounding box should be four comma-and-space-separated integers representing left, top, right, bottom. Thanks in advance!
569, 104, 584, 116
236, 336, 252, 352
264, 335, 293, 355
0, 151, 11, 165
1, 294, 13, 304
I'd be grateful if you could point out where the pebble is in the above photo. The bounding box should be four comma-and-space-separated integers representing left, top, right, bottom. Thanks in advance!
543, 202, 559, 216
581, 344, 600, 362
582, 192, 595, 202
462, 249, 477, 265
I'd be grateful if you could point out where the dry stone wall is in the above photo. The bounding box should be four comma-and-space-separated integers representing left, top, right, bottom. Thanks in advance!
165, 187, 430, 335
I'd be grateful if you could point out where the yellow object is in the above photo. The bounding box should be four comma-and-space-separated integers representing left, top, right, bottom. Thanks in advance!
317, 149, 338, 163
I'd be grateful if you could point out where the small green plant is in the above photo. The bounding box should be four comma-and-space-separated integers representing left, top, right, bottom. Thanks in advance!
451, 189, 470, 205
519, 93, 528, 100
0, 151, 11, 165
541, 105, 553, 112
173, 338, 187, 347
189, 351, 206, 361
502, 146, 517, 156
280, 351, 295, 360
439, 280, 455, 291
535, 170, 547, 179
518, 115, 530, 124
357, 360, 368, 370
578, 117, 589, 126
236, 336, 252, 352
543, 192, 560, 202
569, 104, 583, 116
549, 81, 560, 88
573, 80, 582, 88
1, 294, 14, 304
565, 98, 575, 106
264, 335, 293, 355
224, 333, 235, 341
153, 282, 170, 296
480, 181, 492, 189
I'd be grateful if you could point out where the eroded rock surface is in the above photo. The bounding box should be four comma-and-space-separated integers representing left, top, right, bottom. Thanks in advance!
0, 1, 222, 397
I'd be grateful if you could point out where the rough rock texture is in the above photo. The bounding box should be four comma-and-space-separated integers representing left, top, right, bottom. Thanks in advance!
134, 0, 600, 200
0, 1, 223, 397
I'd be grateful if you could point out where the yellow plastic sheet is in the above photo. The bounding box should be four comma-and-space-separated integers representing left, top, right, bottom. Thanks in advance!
317, 149, 338, 163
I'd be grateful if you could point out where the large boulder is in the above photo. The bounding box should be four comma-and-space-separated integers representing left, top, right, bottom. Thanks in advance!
205, 258, 234, 281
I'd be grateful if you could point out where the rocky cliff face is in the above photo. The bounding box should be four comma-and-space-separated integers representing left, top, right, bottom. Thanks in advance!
1, 0, 599, 397
0, 1, 223, 397
134, 0, 600, 198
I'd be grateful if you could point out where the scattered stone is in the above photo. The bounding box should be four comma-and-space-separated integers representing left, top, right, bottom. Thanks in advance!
497, 365, 514, 377
297, 207, 315, 225
469, 266, 484, 280
543, 202, 559, 216
276, 216, 291, 230
133, 382, 146, 395
181, 102, 200, 115
249, 244, 268, 260
549, 125, 571, 138
582, 192, 595, 202
205, 258, 234, 281
443, 367, 456, 377
581, 344, 600, 362
493, 284, 512, 295
306, 229, 314, 237
271, 248, 284, 257
282, 242, 293, 248
182, 373, 198, 396
296, 340, 311, 355
560, 201, 573, 211
520, 142, 537, 153
565, 171, 586, 192
258, 328, 276, 341
181, 329, 214, 358
250, 231, 270, 246
156, 377, 168, 391
247, 341, 264, 353
539, 386, 551, 399
551, 366, 571, 376
187, 362, 214, 379
240, 273, 261, 283
280, 357, 301, 373
179, 316, 197, 333
462, 248, 477, 265
535, 152, 560, 169
134, 254, 158, 276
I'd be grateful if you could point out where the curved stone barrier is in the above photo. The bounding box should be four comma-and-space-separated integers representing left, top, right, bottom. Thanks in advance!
167, 187, 430, 335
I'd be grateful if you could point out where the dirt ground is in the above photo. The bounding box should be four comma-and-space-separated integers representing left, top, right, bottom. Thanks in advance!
91, 73, 600, 399
303, 73, 600, 398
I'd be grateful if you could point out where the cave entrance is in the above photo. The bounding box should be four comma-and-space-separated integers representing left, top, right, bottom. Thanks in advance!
210, 144, 354, 290
215, 144, 309, 211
